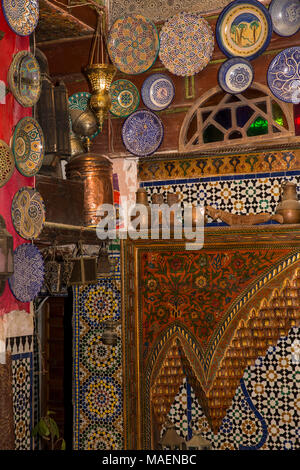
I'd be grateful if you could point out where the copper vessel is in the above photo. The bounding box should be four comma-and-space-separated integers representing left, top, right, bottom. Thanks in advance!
66, 152, 113, 226
136, 187, 149, 206
132, 188, 151, 228
275, 181, 300, 224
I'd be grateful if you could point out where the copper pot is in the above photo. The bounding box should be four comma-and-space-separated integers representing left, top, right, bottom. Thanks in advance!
275, 181, 300, 224
66, 152, 113, 226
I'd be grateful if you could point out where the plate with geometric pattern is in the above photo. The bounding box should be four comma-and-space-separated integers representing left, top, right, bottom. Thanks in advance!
8, 243, 44, 302
110, 79, 140, 117
121, 109, 164, 156
12, 117, 44, 177
11, 187, 45, 240
2, 0, 39, 36
159, 12, 214, 76
107, 15, 159, 75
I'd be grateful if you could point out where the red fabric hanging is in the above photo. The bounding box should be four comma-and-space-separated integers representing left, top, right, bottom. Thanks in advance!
0, 10, 33, 315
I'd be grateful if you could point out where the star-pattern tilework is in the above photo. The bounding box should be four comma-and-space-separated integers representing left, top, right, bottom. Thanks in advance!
142, 172, 300, 224
73, 250, 123, 450
163, 327, 300, 450
11, 352, 33, 450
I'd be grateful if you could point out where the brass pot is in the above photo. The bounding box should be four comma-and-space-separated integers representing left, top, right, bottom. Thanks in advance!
66, 152, 113, 226
70, 135, 85, 158
275, 181, 300, 224
72, 109, 98, 137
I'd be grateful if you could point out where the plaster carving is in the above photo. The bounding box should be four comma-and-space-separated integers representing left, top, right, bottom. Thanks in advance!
108, 0, 232, 26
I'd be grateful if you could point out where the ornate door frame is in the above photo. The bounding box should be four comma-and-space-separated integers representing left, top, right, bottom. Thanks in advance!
121, 225, 300, 449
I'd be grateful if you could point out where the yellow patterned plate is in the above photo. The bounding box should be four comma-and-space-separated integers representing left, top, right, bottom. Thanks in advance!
12, 117, 44, 177
107, 15, 159, 75
2, 0, 39, 36
216, 0, 273, 60
11, 187, 45, 240
0, 139, 15, 188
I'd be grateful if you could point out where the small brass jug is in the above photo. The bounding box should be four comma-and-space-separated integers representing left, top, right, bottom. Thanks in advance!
275, 181, 300, 224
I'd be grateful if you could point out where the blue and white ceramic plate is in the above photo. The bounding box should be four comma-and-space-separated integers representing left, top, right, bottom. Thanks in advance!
141, 73, 175, 111
159, 12, 214, 76
216, 0, 273, 60
121, 109, 164, 156
9, 243, 44, 302
267, 46, 300, 103
2, 0, 39, 36
218, 57, 254, 94
269, 0, 300, 37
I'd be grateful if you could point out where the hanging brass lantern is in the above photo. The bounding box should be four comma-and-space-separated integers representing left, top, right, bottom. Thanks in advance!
0, 216, 13, 296
84, 11, 116, 131
68, 241, 97, 286
42, 247, 74, 296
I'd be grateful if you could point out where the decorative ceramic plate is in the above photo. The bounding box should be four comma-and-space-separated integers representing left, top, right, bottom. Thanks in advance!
8, 51, 41, 107
68, 92, 100, 140
216, 0, 273, 60
110, 79, 140, 117
0, 139, 15, 188
159, 12, 214, 77
107, 15, 159, 75
8, 243, 44, 302
218, 57, 254, 93
122, 109, 164, 156
12, 117, 44, 177
267, 46, 300, 103
141, 73, 175, 111
11, 187, 45, 240
269, 0, 300, 37
2, 0, 39, 36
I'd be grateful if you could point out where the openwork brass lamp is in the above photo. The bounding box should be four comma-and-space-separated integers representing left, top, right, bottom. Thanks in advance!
85, 11, 116, 131
0, 216, 13, 296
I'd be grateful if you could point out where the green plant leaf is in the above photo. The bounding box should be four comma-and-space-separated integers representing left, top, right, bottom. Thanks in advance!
39, 418, 50, 437
61, 439, 66, 450
47, 417, 59, 439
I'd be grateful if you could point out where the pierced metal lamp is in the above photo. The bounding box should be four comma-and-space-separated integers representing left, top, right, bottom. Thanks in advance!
0, 216, 13, 296
84, 11, 116, 131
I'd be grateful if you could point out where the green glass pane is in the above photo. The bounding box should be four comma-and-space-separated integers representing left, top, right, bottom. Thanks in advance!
272, 102, 285, 127
247, 116, 268, 137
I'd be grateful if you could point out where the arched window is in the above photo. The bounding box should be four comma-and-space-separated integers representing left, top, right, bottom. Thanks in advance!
179, 83, 296, 153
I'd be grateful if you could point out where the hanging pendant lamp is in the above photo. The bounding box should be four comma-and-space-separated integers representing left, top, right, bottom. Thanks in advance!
84, 11, 116, 131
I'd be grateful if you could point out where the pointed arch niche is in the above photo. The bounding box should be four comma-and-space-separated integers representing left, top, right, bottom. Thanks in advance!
179, 82, 296, 153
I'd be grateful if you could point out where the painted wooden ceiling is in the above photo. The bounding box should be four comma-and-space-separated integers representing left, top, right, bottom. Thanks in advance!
35, 0, 99, 44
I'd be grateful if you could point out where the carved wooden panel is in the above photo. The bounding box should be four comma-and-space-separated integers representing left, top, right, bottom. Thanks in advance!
121, 226, 300, 449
